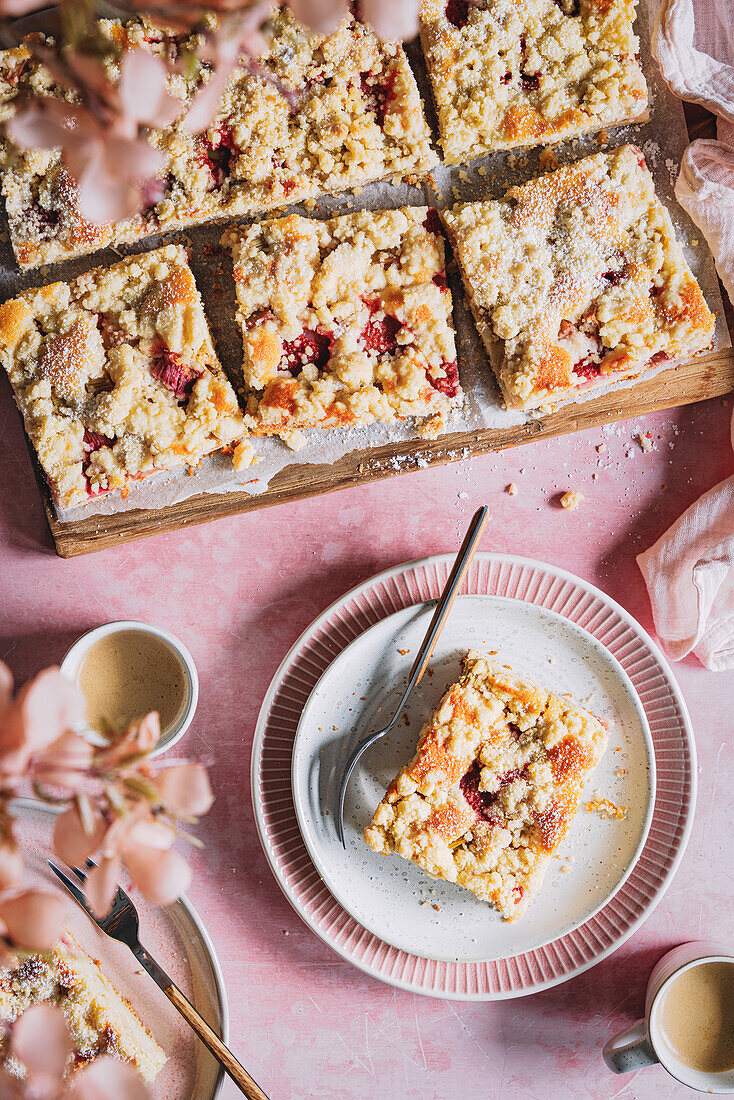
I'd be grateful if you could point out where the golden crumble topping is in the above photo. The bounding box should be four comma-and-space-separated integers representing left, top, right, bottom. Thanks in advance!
364, 650, 608, 919
0, 10, 438, 270
419, 0, 647, 163
442, 145, 715, 411
223, 206, 460, 442
0, 244, 246, 508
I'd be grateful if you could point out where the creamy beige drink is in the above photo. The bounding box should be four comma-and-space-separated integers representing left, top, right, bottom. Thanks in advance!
660, 960, 734, 1074
79, 629, 186, 737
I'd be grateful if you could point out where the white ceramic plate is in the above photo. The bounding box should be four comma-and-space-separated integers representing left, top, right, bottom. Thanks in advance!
292, 595, 655, 963
252, 553, 696, 1000
10, 799, 227, 1100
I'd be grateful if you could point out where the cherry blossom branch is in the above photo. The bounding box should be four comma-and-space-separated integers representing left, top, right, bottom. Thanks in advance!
0, 0, 419, 223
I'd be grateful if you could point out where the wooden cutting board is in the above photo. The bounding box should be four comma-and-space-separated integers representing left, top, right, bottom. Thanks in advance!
27, 106, 734, 556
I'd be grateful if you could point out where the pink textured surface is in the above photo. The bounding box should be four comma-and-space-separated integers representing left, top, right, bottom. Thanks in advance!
1, 372, 733, 1099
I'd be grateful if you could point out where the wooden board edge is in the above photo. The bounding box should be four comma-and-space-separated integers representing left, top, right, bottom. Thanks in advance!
46, 348, 734, 557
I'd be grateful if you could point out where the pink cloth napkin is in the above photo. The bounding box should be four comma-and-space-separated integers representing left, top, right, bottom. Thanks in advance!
637, 0, 734, 670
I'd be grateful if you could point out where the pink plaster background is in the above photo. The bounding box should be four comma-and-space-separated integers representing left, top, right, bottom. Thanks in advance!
1, 374, 733, 1100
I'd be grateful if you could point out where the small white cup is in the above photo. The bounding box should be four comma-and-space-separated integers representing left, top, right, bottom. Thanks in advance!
60, 620, 199, 756
604, 941, 734, 1093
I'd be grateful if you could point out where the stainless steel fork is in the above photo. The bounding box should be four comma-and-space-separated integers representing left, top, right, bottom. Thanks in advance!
335, 505, 490, 845
48, 860, 269, 1100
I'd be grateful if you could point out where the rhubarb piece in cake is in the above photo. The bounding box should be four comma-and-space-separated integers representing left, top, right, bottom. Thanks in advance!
0, 10, 437, 270
0, 935, 166, 1083
419, 0, 647, 163
0, 244, 248, 508
442, 145, 715, 411
224, 207, 460, 443
364, 650, 609, 919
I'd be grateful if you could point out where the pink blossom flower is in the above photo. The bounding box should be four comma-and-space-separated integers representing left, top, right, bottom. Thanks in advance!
285, 0, 348, 36
154, 763, 214, 817
6, 51, 180, 225
0, 889, 69, 951
7, 1003, 149, 1099
94, 712, 160, 769
0, 664, 86, 779
358, 0, 420, 39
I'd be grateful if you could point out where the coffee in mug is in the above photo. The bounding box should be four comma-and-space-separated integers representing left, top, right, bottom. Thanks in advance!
604, 942, 734, 1093
658, 959, 734, 1074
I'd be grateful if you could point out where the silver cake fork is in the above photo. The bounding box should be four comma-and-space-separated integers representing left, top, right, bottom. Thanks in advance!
48, 860, 268, 1100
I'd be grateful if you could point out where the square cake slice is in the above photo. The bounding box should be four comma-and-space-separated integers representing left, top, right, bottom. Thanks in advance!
0, 10, 438, 270
224, 207, 460, 444
364, 651, 609, 919
0, 935, 166, 1083
419, 0, 647, 163
442, 145, 715, 411
0, 243, 248, 508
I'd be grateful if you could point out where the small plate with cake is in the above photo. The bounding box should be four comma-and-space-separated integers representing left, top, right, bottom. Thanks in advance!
0, 799, 227, 1098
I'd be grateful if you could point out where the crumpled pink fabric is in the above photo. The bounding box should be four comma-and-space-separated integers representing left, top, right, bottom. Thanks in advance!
638, 0, 734, 670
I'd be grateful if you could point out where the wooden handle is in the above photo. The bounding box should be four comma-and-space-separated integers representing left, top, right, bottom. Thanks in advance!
163, 983, 269, 1100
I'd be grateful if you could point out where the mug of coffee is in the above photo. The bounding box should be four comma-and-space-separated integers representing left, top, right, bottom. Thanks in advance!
603, 942, 734, 1093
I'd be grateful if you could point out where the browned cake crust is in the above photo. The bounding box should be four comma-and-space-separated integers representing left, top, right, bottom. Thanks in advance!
224, 206, 460, 446
0, 11, 437, 270
365, 650, 609, 919
442, 145, 715, 411
0, 244, 248, 508
419, 0, 647, 163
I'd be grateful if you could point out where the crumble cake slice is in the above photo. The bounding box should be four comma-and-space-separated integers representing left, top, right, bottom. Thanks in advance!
0, 10, 438, 270
419, 0, 647, 163
364, 650, 609, 919
223, 206, 460, 443
0, 935, 166, 1083
0, 243, 248, 508
442, 145, 715, 411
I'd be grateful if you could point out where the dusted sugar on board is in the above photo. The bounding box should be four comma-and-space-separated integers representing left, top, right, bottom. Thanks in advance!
0, 10, 438, 270
0, 244, 248, 509
419, 0, 647, 163
224, 206, 461, 445
364, 650, 609, 920
442, 145, 715, 412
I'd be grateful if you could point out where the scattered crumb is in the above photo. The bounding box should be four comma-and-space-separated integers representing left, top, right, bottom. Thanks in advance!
398, 648, 411, 656
419, 412, 444, 439
506, 482, 518, 496
561, 864, 572, 873
539, 148, 559, 171
596, 443, 607, 453
586, 797, 628, 820
615, 767, 628, 777
432, 904, 440, 911
637, 432, 655, 452
559, 490, 584, 510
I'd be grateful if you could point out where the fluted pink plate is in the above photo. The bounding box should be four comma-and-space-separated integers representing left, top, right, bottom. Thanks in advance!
251, 554, 696, 1000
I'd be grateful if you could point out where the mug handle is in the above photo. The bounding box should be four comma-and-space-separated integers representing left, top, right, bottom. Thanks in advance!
603, 1019, 658, 1074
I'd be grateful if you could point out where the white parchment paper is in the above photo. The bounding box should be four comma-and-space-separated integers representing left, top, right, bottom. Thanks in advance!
0, 0, 727, 521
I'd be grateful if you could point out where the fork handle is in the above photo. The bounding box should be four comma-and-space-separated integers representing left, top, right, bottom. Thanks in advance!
133, 944, 269, 1100
402, 505, 489, 694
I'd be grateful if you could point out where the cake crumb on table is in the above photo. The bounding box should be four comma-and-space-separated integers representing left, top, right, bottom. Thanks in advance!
560, 490, 584, 511
586, 797, 628, 820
